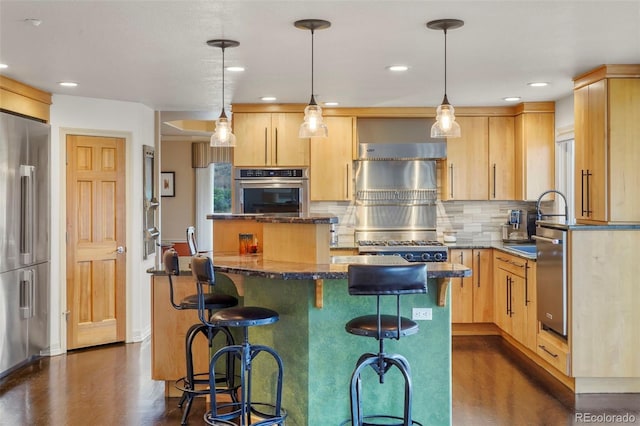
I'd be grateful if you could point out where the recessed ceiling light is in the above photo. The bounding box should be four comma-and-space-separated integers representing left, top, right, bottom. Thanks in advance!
323, 102, 339, 106
528, 82, 548, 87
387, 65, 409, 72
59, 81, 78, 87
503, 96, 521, 102
225, 66, 245, 72
24, 18, 42, 27
0, 64, 8, 69
260, 96, 276, 101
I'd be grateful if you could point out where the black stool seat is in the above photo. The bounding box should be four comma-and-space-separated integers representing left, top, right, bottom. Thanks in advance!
180, 293, 239, 310
210, 306, 279, 327
346, 314, 419, 339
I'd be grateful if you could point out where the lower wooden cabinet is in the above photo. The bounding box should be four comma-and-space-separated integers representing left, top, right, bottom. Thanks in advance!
536, 329, 571, 375
450, 249, 493, 323
493, 251, 537, 352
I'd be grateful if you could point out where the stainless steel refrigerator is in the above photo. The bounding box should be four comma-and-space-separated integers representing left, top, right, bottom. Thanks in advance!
0, 111, 50, 378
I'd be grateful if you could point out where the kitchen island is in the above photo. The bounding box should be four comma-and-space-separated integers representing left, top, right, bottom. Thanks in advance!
149, 253, 470, 426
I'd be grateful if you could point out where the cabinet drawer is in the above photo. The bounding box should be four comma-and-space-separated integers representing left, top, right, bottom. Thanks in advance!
536, 331, 570, 375
494, 253, 528, 277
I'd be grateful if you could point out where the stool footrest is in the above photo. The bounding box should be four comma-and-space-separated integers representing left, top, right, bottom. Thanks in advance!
204, 402, 287, 426
340, 415, 423, 426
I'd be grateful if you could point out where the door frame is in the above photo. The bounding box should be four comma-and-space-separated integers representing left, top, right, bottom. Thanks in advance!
59, 128, 131, 353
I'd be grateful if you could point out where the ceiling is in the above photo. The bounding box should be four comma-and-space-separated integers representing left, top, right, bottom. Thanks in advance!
1, 1, 639, 138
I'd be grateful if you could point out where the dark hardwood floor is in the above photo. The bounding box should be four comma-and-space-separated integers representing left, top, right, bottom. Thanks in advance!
1, 336, 638, 425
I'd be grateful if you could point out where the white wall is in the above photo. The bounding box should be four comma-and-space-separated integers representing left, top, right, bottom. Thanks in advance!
48, 95, 155, 355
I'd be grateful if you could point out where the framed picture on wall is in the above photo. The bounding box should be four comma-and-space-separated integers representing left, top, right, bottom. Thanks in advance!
161, 172, 175, 197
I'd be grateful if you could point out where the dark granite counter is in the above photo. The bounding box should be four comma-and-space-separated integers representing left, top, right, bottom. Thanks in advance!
207, 213, 338, 224
148, 254, 471, 280
536, 220, 640, 231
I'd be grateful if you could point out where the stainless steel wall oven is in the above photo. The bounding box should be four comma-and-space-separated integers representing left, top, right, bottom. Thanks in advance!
233, 167, 309, 216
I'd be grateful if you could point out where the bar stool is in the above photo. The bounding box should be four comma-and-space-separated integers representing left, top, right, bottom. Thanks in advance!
344, 263, 428, 426
191, 254, 287, 426
163, 248, 239, 425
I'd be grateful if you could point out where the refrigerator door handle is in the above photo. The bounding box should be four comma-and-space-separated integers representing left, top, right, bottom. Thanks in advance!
19, 270, 34, 319
20, 165, 35, 265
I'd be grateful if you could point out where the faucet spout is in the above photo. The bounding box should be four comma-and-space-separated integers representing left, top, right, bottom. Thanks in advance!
535, 190, 569, 224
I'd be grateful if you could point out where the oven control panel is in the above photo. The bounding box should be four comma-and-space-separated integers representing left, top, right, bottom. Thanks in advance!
236, 168, 307, 178
359, 250, 448, 263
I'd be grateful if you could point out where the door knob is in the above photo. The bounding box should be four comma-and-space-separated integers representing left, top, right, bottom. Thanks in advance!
115, 246, 126, 254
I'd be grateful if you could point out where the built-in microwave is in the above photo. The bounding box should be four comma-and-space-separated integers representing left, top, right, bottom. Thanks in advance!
233, 167, 310, 216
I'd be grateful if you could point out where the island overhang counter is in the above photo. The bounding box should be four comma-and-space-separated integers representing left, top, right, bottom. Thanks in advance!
156, 253, 468, 426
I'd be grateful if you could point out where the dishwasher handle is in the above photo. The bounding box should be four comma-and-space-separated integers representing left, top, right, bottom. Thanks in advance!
532, 235, 561, 245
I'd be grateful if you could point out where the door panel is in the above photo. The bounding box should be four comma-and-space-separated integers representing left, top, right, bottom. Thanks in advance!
66, 135, 126, 350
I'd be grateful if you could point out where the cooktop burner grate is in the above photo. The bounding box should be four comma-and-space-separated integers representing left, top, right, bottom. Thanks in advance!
358, 240, 444, 247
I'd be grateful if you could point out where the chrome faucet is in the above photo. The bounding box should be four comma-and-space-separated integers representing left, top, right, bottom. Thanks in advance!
535, 190, 569, 224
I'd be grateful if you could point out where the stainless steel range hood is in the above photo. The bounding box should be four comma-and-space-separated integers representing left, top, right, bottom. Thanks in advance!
357, 118, 446, 159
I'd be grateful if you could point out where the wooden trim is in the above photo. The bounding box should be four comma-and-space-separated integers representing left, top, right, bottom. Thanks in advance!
573, 64, 640, 89
0, 76, 52, 122
452, 323, 500, 336
232, 104, 522, 118
437, 277, 450, 307
513, 101, 556, 114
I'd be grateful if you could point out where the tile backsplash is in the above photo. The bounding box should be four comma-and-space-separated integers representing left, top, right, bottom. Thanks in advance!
311, 200, 553, 244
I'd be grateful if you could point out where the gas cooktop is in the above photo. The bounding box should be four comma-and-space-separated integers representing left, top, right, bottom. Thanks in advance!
358, 240, 444, 247
357, 239, 448, 262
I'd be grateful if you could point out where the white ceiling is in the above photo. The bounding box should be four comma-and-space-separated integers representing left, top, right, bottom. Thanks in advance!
1, 1, 639, 137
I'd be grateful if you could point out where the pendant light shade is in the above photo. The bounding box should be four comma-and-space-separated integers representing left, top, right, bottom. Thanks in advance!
207, 39, 239, 147
427, 19, 464, 138
295, 19, 331, 138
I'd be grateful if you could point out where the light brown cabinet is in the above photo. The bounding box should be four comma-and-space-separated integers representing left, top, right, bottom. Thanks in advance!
488, 116, 515, 200
232, 112, 309, 166
310, 116, 354, 201
514, 104, 555, 201
573, 65, 640, 223
450, 249, 493, 323
493, 251, 537, 352
443, 116, 489, 200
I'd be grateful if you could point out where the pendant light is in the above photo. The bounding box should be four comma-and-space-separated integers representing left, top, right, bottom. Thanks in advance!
427, 19, 464, 138
294, 19, 331, 138
207, 39, 239, 147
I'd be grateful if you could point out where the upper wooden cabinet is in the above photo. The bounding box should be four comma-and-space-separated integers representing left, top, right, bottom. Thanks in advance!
232, 112, 309, 167
442, 116, 489, 200
573, 65, 640, 224
488, 116, 515, 200
310, 116, 354, 201
514, 103, 555, 201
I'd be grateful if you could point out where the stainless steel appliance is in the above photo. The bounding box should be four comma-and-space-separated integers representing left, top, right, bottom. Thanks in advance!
533, 225, 567, 337
233, 167, 309, 216
502, 209, 537, 243
0, 111, 50, 378
358, 239, 448, 262
353, 138, 447, 262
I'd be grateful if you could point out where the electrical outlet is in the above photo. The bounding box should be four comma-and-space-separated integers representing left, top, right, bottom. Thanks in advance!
412, 308, 432, 321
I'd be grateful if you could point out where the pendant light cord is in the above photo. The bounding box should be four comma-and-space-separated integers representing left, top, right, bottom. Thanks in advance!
443, 27, 448, 99
310, 28, 316, 105
221, 44, 226, 116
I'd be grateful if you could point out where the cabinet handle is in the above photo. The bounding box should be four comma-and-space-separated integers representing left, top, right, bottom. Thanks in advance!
586, 169, 592, 215
539, 345, 559, 358
275, 128, 278, 164
506, 276, 511, 316
264, 128, 268, 164
449, 164, 454, 198
492, 163, 497, 199
580, 169, 586, 216
345, 163, 350, 199
476, 251, 481, 287
524, 262, 529, 306
459, 251, 464, 287
510, 260, 525, 268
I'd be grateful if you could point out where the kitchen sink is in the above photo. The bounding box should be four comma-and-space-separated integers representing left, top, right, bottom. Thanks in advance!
503, 244, 537, 257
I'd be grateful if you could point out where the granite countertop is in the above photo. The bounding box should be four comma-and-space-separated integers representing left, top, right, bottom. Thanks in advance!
148, 254, 471, 280
207, 213, 338, 224
536, 220, 640, 231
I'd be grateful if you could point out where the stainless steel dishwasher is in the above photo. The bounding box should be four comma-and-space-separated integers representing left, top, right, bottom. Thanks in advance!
533, 225, 567, 337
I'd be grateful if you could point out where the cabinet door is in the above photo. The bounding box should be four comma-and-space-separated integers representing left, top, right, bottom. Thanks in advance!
271, 113, 309, 166
514, 112, 555, 201
472, 249, 493, 322
450, 249, 473, 323
233, 112, 272, 166
443, 116, 489, 200
509, 273, 527, 346
488, 117, 515, 200
493, 267, 511, 334
310, 116, 354, 201
524, 260, 538, 352
574, 85, 590, 221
